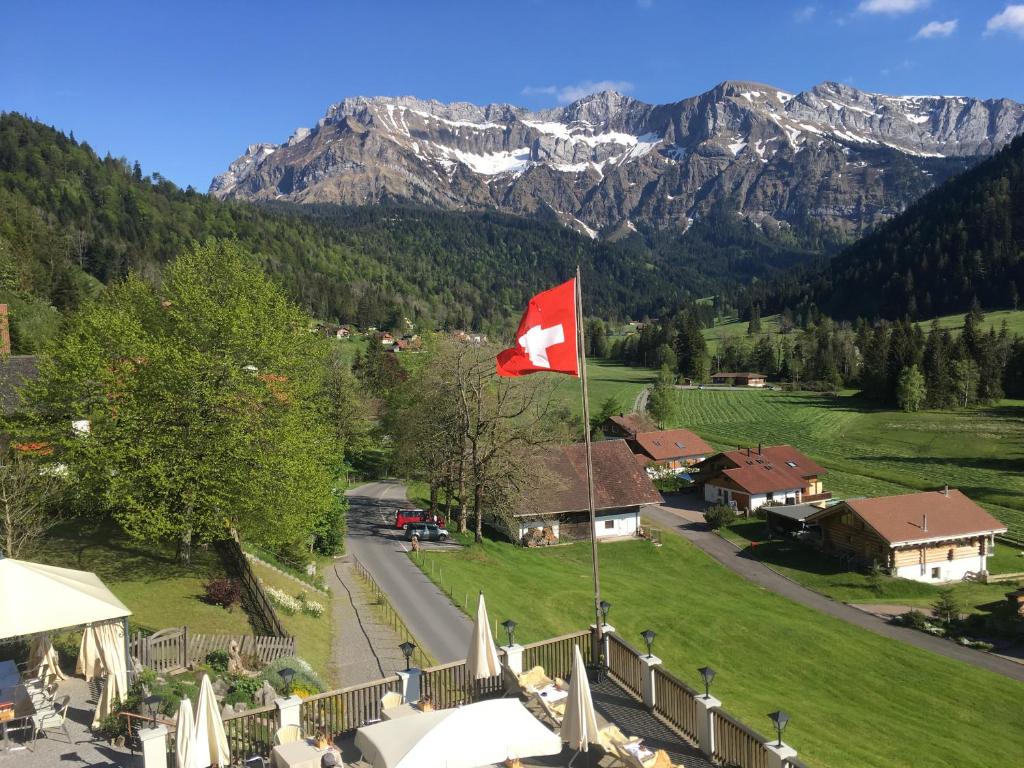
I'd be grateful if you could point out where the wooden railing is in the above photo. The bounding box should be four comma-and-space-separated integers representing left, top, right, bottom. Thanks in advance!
652, 666, 699, 742
713, 708, 771, 768
785, 757, 811, 768
216, 538, 289, 638
351, 553, 433, 668
521, 629, 592, 680
222, 702, 279, 760
419, 659, 502, 708
300, 676, 403, 735
606, 632, 644, 697
129, 628, 295, 674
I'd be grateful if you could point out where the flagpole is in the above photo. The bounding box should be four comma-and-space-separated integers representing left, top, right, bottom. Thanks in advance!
575, 265, 604, 666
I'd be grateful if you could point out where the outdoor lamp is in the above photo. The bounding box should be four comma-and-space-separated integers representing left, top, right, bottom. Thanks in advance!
143, 694, 162, 727
501, 619, 518, 647
399, 641, 416, 671
599, 600, 611, 625
279, 667, 296, 697
698, 666, 716, 698
641, 629, 656, 658
768, 710, 790, 747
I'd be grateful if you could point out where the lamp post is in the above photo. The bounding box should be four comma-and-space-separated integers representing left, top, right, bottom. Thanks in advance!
698, 666, 716, 699
143, 694, 162, 727
599, 600, 611, 625
640, 629, 656, 659
279, 667, 296, 697
501, 619, 517, 647
768, 710, 790, 747
399, 641, 416, 671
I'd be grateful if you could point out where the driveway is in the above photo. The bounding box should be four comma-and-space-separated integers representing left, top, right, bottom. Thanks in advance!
643, 498, 1024, 682
345, 480, 473, 663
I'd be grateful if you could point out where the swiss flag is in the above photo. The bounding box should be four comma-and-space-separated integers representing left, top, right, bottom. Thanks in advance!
496, 278, 579, 377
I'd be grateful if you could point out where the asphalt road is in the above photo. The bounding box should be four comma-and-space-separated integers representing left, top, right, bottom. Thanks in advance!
644, 499, 1024, 682
344, 480, 473, 664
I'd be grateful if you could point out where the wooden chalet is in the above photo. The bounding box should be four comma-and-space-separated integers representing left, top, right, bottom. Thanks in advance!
710, 372, 767, 387
697, 445, 829, 513
628, 428, 713, 472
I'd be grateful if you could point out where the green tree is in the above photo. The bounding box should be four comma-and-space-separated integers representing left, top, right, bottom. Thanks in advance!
20, 240, 338, 563
592, 395, 626, 431
0, 453, 64, 558
952, 358, 980, 407
646, 366, 677, 428
896, 365, 926, 412
931, 588, 961, 627
704, 503, 737, 531
747, 305, 762, 335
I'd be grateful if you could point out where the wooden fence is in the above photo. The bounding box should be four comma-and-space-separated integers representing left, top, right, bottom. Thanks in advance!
420, 658, 504, 709
652, 666, 699, 743
350, 553, 433, 668
216, 538, 289, 638
521, 629, 592, 680
713, 708, 771, 768
606, 632, 644, 697
129, 627, 295, 674
222, 703, 279, 760
300, 676, 403, 737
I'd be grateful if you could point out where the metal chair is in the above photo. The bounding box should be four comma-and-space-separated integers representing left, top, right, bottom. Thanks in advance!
31, 695, 72, 747
244, 757, 268, 768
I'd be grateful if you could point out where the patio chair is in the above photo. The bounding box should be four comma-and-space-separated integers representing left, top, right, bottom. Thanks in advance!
504, 665, 554, 698
30, 694, 72, 747
274, 724, 302, 745
380, 692, 403, 711
244, 757, 268, 768
613, 738, 658, 768
534, 691, 564, 728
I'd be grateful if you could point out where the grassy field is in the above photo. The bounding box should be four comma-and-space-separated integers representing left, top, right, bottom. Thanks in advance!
31, 522, 253, 634
249, 560, 335, 685
552, 358, 657, 416
410, 533, 1023, 768
667, 388, 1024, 538
720, 520, 1021, 612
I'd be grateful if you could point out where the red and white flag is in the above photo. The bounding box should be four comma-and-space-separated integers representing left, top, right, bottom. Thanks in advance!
496, 278, 579, 377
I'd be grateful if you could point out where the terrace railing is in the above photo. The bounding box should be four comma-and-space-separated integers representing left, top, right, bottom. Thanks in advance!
222, 702, 280, 760
300, 676, 403, 735
521, 629, 592, 680
713, 708, 772, 768
606, 632, 644, 697
651, 666, 699, 743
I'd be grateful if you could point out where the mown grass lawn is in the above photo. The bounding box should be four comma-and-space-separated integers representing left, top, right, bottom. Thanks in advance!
31, 521, 252, 634
551, 358, 657, 417
667, 388, 1024, 537
720, 520, 1022, 613
249, 560, 335, 686
410, 534, 1023, 768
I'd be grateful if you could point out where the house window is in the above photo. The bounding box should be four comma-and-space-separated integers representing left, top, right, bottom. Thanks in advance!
931, 567, 941, 579
766, 492, 775, 502
604, 520, 615, 530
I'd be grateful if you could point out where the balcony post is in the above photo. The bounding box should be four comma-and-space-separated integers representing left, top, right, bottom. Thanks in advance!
639, 653, 661, 710
500, 644, 524, 676
138, 725, 168, 768
397, 668, 422, 703
589, 623, 615, 668
765, 741, 798, 768
694, 694, 720, 757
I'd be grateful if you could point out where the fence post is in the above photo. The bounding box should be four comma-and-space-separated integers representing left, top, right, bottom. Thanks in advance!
589, 623, 614, 668
501, 643, 524, 676
275, 695, 302, 729
765, 741, 798, 768
639, 652, 661, 711
138, 725, 168, 768
398, 668, 422, 704
694, 695, 720, 758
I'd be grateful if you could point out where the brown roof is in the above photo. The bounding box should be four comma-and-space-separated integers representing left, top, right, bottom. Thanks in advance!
814, 490, 1006, 545
632, 429, 713, 461
604, 413, 649, 437
717, 463, 808, 494
720, 445, 826, 478
514, 439, 663, 517
0, 355, 38, 415
711, 372, 766, 378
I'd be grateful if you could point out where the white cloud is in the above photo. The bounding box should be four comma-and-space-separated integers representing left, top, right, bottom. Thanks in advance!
523, 80, 635, 104
793, 5, 816, 22
915, 19, 957, 38
986, 5, 1024, 37
858, 0, 929, 14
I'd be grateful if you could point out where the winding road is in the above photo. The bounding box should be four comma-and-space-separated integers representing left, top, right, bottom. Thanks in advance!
344, 480, 473, 663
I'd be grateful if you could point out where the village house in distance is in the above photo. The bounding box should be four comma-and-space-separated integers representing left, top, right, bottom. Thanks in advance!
806, 489, 1007, 583
600, 413, 712, 475
511, 440, 663, 546
697, 445, 830, 512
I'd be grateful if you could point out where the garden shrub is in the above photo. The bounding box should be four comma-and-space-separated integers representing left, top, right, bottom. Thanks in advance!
704, 504, 737, 531
262, 656, 324, 696
203, 577, 242, 610
898, 609, 929, 630
206, 649, 231, 673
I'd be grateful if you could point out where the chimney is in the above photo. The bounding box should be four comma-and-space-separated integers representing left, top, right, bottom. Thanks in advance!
0, 304, 9, 356
943, 484, 949, 497
922, 514, 928, 532
758, 443, 762, 455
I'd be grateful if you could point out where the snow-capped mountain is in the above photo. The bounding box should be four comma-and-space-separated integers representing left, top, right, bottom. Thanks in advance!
210, 81, 1024, 238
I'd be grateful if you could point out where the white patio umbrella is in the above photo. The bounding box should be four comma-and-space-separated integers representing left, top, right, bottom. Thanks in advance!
559, 645, 600, 758
175, 697, 199, 768
91, 621, 129, 727
194, 674, 230, 767
28, 634, 66, 681
355, 698, 561, 768
466, 591, 501, 681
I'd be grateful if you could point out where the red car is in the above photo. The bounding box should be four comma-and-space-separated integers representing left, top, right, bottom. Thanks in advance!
395, 508, 445, 530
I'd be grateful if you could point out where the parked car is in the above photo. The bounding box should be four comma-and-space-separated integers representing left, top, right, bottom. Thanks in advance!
395, 508, 446, 529
405, 523, 449, 542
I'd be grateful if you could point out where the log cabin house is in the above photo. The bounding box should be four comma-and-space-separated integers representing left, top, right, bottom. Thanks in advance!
710, 372, 767, 387
696, 445, 829, 513
805, 489, 1007, 583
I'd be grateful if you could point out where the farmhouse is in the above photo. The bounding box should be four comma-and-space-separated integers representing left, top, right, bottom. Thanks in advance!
601, 412, 654, 440
628, 428, 713, 472
697, 445, 829, 513
711, 372, 767, 387
511, 439, 663, 545
806, 489, 1007, 583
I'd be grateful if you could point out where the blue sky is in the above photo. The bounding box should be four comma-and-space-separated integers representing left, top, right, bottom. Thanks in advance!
2, 0, 1022, 190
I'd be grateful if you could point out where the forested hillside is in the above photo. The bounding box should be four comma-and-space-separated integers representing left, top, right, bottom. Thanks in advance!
751, 134, 1024, 322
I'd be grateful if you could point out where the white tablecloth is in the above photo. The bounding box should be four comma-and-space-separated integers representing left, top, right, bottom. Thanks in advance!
271, 739, 342, 768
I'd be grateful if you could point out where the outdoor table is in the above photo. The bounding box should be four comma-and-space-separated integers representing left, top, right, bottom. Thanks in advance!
0, 661, 33, 753
536, 684, 568, 704
380, 703, 421, 721
270, 738, 342, 768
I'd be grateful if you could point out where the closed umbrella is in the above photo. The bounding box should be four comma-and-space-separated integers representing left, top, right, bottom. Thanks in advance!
559, 645, 599, 761
175, 698, 199, 768
194, 674, 230, 767
91, 621, 128, 727
466, 591, 501, 681
28, 634, 66, 681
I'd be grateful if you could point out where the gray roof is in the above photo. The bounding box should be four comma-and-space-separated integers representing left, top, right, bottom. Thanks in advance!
762, 501, 832, 522
0, 355, 38, 415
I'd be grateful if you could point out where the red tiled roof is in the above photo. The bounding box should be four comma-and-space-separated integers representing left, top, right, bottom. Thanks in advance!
720, 445, 826, 478
515, 439, 663, 517
632, 429, 713, 461
717, 463, 807, 494
815, 490, 1007, 545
